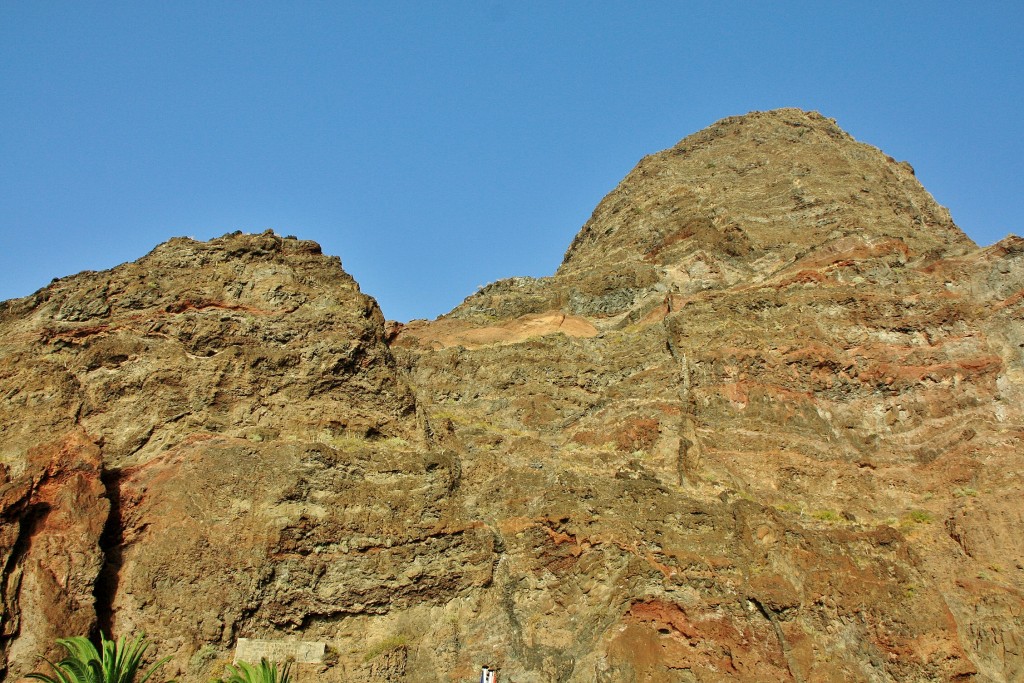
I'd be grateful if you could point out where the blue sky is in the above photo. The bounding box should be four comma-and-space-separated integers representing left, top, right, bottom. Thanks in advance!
2, 2, 1022, 322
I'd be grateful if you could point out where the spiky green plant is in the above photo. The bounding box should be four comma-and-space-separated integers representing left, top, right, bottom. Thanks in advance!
210, 658, 291, 683
27, 633, 173, 683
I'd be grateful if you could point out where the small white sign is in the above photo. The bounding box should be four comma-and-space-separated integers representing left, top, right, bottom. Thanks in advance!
234, 638, 326, 665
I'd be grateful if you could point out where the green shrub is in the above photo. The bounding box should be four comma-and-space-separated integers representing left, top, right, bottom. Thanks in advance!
27, 633, 173, 683
904, 509, 934, 524
811, 509, 840, 522
209, 659, 291, 683
363, 634, 410, 662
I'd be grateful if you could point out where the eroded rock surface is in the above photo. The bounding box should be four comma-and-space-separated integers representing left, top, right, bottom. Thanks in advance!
2, 110, 1023, 681
0, 232, 426, 680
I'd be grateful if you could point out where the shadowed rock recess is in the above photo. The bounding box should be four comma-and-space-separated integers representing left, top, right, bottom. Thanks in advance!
1, 109, 1022, 682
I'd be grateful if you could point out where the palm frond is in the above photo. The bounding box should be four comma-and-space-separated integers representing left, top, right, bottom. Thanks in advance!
211, 657, 291, 683
25, 633, 173, 683
25, 655, 76, 683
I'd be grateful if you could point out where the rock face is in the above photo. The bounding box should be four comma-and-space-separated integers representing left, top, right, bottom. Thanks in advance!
0, 233, 429, 680
2, 110, 1023, 681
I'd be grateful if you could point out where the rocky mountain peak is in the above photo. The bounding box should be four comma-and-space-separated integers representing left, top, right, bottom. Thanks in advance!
560, 108, 974, 281
0, 230, 417, 475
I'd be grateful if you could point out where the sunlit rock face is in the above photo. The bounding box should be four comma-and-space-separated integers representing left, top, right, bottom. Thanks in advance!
3, 110, 1023, 681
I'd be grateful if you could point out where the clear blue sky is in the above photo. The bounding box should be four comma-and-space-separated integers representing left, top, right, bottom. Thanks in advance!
2, 2, 1022, 321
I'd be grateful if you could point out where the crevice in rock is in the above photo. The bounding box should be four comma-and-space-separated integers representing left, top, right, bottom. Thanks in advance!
750, 597, 805, 683
497, 562, 525, 660
1, 502, 49, 612
0, 500, 50, 678
664, 329, 702, 485
93, 467, 125, 638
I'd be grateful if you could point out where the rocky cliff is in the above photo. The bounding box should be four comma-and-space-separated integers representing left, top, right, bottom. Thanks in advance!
2, 109, 1022, 682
